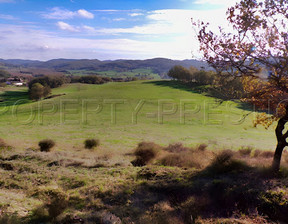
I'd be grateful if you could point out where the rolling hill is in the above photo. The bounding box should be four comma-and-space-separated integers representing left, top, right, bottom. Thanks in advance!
0, 58, 210, 78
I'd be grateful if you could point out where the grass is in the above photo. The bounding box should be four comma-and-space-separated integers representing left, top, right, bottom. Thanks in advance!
0, 143, 287, 223
0, 80, 284, 223
67, 68, 161, 79
0, 80, 276, 152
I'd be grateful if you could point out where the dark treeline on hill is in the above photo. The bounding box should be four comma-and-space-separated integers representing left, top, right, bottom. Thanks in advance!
168, 65, 245, 100
0, 58, 210, 77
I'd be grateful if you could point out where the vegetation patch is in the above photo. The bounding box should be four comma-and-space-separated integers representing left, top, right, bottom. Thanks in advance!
84, 138, 100, 149
38, 139, 55, 152
131, 141, 162, 166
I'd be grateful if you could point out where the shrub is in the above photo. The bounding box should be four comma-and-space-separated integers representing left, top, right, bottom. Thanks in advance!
84, 138, 100, 149
0, 138, 7, 148
238, 146, 253, 157
164, 142, 188, 153
206, 150, 248, 174
196, 143, 208, 151
39, 139, 55, 152
160, 149, 212, 169
252, 149, 262, 158
132, 142, 161, 166
260, 150, 274, 158
160, 153, 202, 168
28, 75, 66, 89
29, 83, 51, 100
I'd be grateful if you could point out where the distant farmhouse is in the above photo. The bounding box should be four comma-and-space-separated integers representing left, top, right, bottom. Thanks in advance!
6, 77, 25, 86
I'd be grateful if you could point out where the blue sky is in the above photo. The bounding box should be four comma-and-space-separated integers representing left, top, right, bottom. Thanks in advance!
0, 0, 238, 60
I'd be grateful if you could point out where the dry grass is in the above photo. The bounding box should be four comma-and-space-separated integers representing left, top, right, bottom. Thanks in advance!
160, 149, 213, 169
131, 141, 162, 166
0, 138, 7, 148
1, 141, 288, 224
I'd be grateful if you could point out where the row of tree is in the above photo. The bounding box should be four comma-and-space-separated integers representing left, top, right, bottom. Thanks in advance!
167, 65, 214, 85
168, 65, 245, 100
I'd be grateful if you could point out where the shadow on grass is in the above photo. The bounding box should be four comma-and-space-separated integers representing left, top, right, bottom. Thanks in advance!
108, 164, 288, 223
0, 90, 30, 107
145, 80, 261, 113
2, 163, 288, 223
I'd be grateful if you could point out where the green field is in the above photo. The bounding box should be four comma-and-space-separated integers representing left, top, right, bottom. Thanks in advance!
1, 80, 286, 224
67, 68, 161, 79
0, 80, 276, 152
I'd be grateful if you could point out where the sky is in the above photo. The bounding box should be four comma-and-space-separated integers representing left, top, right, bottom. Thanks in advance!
0, 0, 239, 61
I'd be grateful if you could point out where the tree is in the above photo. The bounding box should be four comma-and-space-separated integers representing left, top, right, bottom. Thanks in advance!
168, 65, 194, 82
0, 69, 10, 78
193, 0, 288, 171
28, 75, 66, 89
29, 83, 50, 100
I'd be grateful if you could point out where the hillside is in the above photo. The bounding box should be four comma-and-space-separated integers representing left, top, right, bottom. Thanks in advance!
0, 58, 210, 78
0, 81, 287, 224
0, 80, 274, 151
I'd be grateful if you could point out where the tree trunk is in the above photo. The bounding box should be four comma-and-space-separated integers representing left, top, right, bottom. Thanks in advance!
272, 116, 288, 172
272, 142, 285, 172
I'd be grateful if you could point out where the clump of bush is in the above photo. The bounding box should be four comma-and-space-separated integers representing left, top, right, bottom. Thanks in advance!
238, 146, 253, 157
84, 138, 100, 149
160, 152, 204, 168
160, 148, 212, 169
207, 150, 248, 175
132, 142, 162, 166
39, 139, 55, 152
164, 142, 188, 153
252, 149, 274, 158
196, 143, 208, 151
0, 138, 7, 148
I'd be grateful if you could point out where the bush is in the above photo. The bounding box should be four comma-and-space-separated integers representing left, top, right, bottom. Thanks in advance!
164, 142, 188, 153
29, 83, 51, 100
196, 143, 208, 151
207, 150, 248, 175
238, 146, 253, 157
39, 139, 55, 152
160, 153, 203, 168
0, 138, 7, 148
28, 75, 66, 89
132, 142, 161, 166
260, 150, 274, 158
160, 149, 212, 169
84, 138, 100, 149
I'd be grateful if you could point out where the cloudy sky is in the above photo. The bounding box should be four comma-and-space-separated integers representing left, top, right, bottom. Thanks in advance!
0, 0, 238, 61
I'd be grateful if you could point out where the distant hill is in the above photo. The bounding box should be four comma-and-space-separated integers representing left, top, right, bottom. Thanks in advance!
0, 58, 210, 77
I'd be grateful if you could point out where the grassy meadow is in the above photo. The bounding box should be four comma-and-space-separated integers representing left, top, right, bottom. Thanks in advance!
1, 80, 287, 224
0, 80, 276, 152
67, 69, 161, 79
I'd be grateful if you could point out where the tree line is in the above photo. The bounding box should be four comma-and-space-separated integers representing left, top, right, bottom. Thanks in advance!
167, 65, 245, 100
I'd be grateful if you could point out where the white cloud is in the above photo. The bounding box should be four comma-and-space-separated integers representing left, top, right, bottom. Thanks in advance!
83, 25, 96, 32
194, 0, 239, 7
57, 21, 79, 32
77, 9, 94, 19
0, 8, 234, 60
0, 24, 195, 60
44, 7, 94, 20
113, 18, 125, 21
129, 13, 144, 17
98, 9, 229, 36
0, 14, 16, 20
